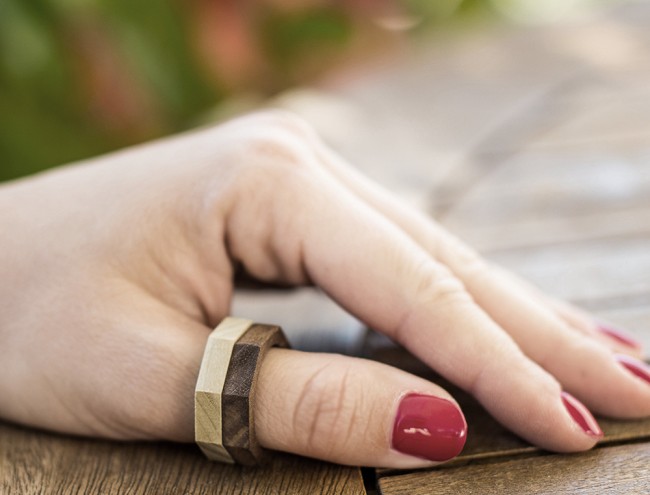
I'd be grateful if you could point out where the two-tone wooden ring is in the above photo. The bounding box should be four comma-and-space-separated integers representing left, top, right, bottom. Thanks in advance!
194, 317, 290, 465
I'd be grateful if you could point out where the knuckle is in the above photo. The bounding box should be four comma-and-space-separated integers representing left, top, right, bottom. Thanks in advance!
458, 251, 490, 281
244, 132, 303, 166
292, 357, 363, 456
208, 111, 324, 197
257, 109, 315, 138
394, 263, 472, 342
438, 235, 490, 279
225, 133, 327, 208
229, 110, 318, 173
213, 133, 315, 206
234, 128, 318, 181
413, 264, 471, 309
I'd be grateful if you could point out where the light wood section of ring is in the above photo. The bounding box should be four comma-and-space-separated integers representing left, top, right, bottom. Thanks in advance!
195, 317, 253, 463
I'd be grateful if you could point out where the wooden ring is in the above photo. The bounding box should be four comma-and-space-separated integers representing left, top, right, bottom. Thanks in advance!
221, 323, 290, 465
194, 318, 290, 465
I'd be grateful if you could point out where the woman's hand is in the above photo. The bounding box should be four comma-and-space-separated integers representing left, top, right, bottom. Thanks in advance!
1, 111, 648, 469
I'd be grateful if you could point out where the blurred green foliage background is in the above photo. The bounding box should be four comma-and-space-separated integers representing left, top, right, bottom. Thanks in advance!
0, 0, 603, 181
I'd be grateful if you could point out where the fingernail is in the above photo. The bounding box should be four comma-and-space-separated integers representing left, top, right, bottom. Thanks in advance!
615, 354, 650, 385
392, 393, 467, 462
561, 392, 603, 438
597, 324, 642, 349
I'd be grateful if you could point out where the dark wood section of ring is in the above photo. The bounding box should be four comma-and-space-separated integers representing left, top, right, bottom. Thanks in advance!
222, 324, 289, 466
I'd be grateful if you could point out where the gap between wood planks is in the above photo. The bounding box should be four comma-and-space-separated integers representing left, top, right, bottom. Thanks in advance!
373, 430, 650, 482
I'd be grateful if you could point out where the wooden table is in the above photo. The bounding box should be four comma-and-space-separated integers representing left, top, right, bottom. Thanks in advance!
3, 1, 650, 493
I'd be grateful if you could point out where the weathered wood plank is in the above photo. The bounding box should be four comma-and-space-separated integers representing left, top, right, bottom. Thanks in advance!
447, 207, 650, 253
525, 89, 650, 150
0, 422, 365, 495
484, 236, 650, 303
378, 443, 650, 495
442, 146, 650, 252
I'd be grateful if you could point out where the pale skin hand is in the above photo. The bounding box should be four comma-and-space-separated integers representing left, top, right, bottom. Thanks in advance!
0, 111, 648, 468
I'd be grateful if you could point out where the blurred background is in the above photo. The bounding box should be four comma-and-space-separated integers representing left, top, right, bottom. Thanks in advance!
0, 0, 616, 182
3, 0, 649, 355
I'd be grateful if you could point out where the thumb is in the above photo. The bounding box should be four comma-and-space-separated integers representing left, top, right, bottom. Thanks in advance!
255, 349, 467, 468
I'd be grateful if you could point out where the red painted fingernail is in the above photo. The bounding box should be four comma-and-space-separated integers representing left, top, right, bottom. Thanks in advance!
561, 392, 603, 438
615, 354, 650, 385
392, 393, 467, 462
598, 324, 642, 349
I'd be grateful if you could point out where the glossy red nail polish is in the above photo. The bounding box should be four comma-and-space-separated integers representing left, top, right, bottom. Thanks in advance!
598, 324, 642, 349
615, 354, 650, 385
561, 392, 603, 438
392, 393, 467, 462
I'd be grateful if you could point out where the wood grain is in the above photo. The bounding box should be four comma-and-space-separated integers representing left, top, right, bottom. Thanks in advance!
195, 317, 253, 463
484, 236, 650, 304
441, 144, 650, 252
378, 443, 650, 495
222, 324, 290, 465
0, 422, 365, 495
